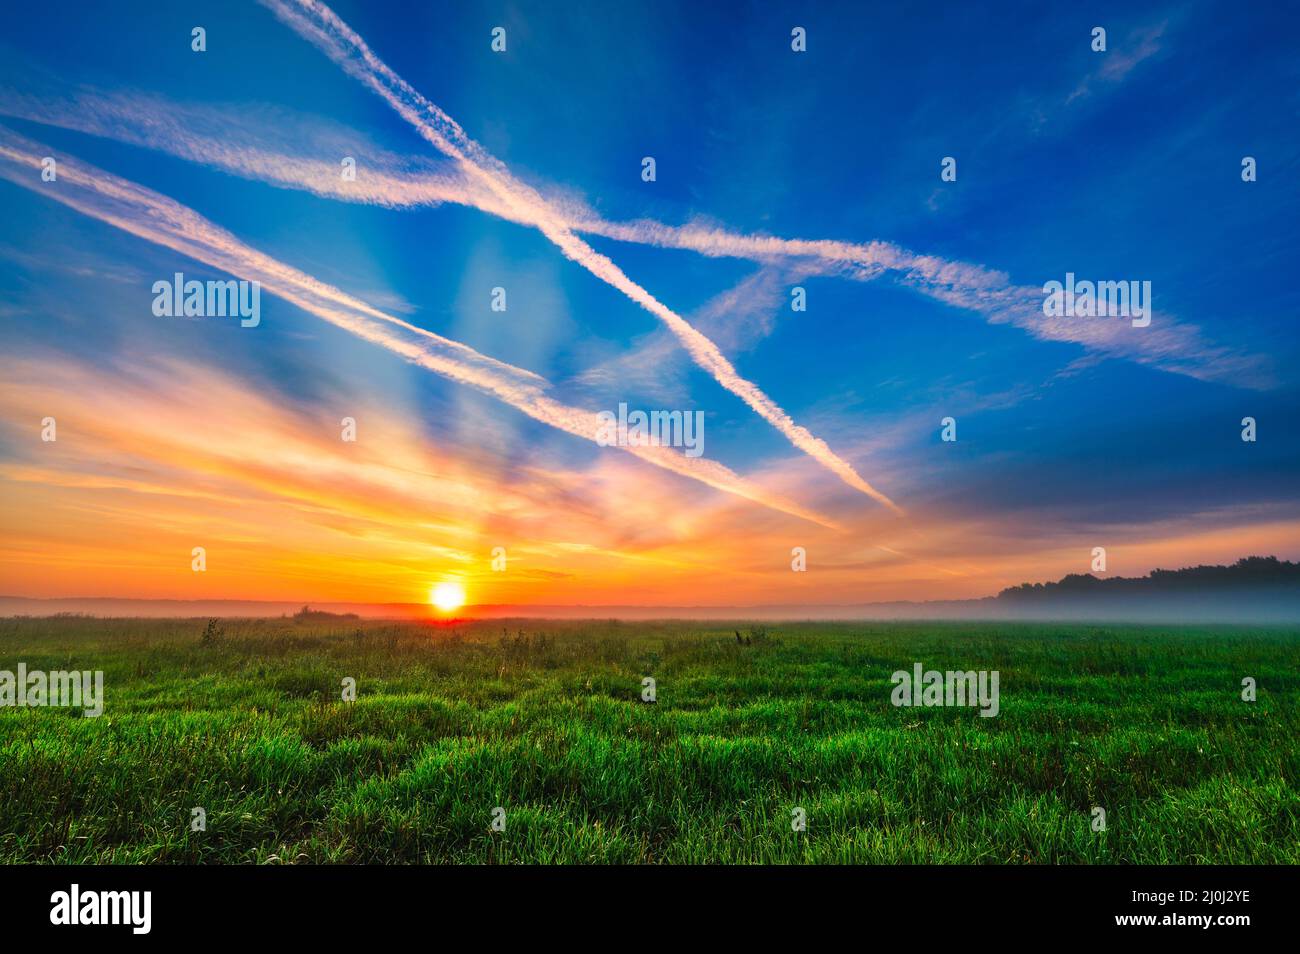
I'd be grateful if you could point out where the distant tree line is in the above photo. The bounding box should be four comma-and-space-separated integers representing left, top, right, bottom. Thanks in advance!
998, 556, 1300, 601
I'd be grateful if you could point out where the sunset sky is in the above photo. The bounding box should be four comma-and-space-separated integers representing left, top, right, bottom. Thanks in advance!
0, 0, 1297, 610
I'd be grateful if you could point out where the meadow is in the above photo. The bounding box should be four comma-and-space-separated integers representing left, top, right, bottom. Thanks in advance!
0, 616, 1296, 864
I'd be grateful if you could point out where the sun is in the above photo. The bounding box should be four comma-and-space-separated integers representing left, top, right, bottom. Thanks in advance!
430, 581, 466, 613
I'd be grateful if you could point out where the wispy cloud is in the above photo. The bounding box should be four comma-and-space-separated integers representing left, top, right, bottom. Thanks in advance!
3, 73, 1267, 391
259, 0, 901, 513
0, 124, 836, 528
0, 83, 511, 216
1066, 21, 1169, 105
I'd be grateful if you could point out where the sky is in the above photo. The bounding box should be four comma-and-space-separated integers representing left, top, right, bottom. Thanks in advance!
0, 0, 1297, 610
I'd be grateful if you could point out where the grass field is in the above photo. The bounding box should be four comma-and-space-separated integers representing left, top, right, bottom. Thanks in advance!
0, 616, 1296, 864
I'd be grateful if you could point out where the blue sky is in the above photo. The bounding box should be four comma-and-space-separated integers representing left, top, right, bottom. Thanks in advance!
0, 0, 1297, 606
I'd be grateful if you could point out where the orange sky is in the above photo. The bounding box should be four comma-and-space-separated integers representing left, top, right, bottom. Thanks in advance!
3, 354, 1295, 609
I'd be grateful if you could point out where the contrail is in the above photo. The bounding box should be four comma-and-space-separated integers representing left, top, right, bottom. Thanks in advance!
0, 85, 518, 220
259, 0, 902, 514
0, 83, 1267, 388
0, 125, 838, 529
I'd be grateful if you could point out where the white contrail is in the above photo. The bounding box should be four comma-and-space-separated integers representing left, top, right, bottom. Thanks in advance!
0, 125, 838, 529
0, 85, 1262, 387
0, 85, 519, 220
259, 0, 901, 514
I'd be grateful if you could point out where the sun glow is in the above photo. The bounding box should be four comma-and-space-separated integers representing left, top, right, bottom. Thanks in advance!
430, 581, 466, 612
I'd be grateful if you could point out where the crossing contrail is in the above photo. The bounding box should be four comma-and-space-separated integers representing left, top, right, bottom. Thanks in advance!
259, 0, 902, 514
0, 84, 1264, 389
0, 125, 840, 529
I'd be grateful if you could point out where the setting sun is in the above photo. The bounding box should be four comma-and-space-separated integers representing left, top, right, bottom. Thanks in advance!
430, 581, 466, 613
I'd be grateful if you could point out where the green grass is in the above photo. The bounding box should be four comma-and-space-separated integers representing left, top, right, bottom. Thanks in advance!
0, 616, 1296, 863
